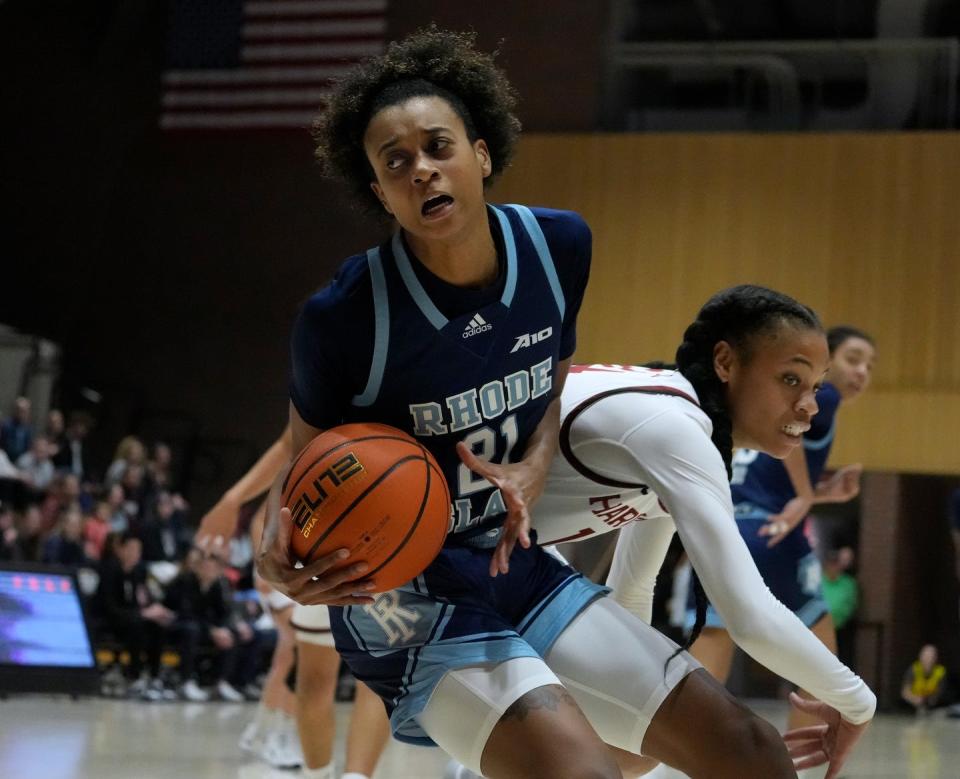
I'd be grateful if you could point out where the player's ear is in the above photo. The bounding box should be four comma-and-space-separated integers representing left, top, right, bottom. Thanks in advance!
713, 340, 734, 383
370, 181, 393, 216
474, 139, 492, 179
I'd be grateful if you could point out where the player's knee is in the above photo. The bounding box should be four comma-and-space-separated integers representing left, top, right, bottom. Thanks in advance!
560, 753, 622, 779
295, 654, 338, 699
611, 748, 659, 778
721, 713, 791, 777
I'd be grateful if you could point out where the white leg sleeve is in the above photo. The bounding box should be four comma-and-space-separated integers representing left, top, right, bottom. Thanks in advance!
544, 597, 701, 755
417, 658, 561, 775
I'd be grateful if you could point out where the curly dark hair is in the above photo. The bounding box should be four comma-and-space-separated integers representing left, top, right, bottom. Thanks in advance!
313, 26, 522, 214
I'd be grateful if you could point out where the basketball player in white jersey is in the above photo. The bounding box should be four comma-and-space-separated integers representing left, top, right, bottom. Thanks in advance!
447, 285, 875, 779
196, 429, 390, 779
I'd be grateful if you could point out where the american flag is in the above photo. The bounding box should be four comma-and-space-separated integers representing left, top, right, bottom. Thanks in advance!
161, 0, 388, 130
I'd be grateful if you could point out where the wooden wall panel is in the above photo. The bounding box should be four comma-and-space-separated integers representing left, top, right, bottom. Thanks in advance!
490, 133, 960, 474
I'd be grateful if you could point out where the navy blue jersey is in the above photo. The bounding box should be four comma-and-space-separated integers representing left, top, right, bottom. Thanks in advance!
730, 382, 842, 513
290, 204, 591, 546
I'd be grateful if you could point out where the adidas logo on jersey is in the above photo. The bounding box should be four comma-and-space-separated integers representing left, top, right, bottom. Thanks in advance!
510, 326, 553, 353
462, 313, 493, 338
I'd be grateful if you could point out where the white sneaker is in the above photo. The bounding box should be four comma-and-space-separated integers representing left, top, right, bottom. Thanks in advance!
260, 728, 303, 769
126, 675, 150, 699
150, 677, 178, 702
180, 679, 209, 702
217, 679, 245, 702
443, 759, 483, 779
239, 719, 264, 753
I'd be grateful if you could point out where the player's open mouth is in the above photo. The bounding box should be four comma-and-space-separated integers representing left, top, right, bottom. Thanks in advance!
422, 194, 454, 217
781, 423, 809, 438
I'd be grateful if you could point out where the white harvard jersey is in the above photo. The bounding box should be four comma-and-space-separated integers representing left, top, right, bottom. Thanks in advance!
532, 364, 709, 545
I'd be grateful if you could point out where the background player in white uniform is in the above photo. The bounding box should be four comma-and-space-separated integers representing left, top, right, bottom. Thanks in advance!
197, 429, 390, 779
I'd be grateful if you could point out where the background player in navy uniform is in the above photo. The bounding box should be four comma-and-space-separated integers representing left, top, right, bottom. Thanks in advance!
689, 325, 876, 734
256, 28, 801, 779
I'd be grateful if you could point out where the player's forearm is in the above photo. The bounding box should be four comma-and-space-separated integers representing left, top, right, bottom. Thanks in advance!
520, 396, 561, 472
518, 359, 570, 474
782, 445, 815, 500
258, 469, 286, 557
607, 517, 676, 624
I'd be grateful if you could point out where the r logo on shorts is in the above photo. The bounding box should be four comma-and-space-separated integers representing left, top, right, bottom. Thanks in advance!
365, 591, 422, 646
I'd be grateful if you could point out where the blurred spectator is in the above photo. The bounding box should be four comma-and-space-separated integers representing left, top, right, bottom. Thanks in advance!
45, 409, 65, 455
0, 503, 18, 560
93, 531, 175, 701
84, 501, 112, 561
40, 472, 86, 533
147, 442, 174, 492
42, 506, 89, 567
105, 482, 135, 532
16, 436, 55, 494
902, 644, 947, 714
0, 447, 20, 480
140, 490, 191, 563
164, 551, 263, 703
821, 546, 859, 667
14, 505, 44, 561
120, 463, 151, 519
52, 412, 91, 480
0, 447, 26, 507
0, 396, 33, 462
105, 436, 146, 488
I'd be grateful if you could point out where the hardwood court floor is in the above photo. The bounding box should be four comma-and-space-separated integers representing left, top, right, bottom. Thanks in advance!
0, 694, 957, 778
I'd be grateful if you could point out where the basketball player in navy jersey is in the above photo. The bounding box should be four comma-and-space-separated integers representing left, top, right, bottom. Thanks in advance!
256, 28, 800, 779
689, 325, 876, 733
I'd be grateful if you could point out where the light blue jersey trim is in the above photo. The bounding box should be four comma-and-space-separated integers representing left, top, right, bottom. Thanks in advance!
351, 247, 390, 407
804, 419, 836, 451
391, 231, 449, 330
492, 206, 519, 307
342, 605, 369, 652
506, 204, 566, 319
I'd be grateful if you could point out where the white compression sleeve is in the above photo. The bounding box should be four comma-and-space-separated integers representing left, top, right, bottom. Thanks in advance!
606, 515, 675, 624
582, 400, 876, 725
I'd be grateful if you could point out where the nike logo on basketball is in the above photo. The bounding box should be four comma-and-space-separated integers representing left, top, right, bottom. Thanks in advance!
462, 313, 492, 339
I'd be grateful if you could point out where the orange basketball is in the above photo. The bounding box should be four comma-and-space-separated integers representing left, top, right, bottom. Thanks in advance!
282, 422, 451, 592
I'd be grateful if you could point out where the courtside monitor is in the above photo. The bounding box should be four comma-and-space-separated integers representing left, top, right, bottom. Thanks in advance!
0, 562, 99, 695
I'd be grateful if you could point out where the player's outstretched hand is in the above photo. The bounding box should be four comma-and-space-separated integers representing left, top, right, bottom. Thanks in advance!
816, 463, 863, 503
456, 442, 538, 577
757, 495, 812, 547
784, 692, 869, 779
256, 474, 375, 606
194, 494, 242, 561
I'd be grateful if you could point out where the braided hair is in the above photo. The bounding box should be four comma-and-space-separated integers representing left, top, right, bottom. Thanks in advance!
671, 284, 822, 656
